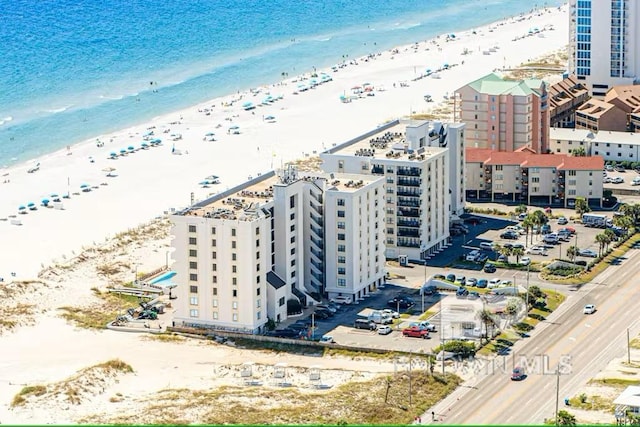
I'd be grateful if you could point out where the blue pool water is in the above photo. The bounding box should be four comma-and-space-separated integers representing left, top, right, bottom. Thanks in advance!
149, 270, 176, 285
0, 0, 563, 166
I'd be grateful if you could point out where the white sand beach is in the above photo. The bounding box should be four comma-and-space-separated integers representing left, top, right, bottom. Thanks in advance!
0, 5, 569, 423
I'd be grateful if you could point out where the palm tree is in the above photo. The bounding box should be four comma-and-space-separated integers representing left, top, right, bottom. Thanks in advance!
613, 214, 633, 235
603, 229, 617, 251
515, 204, 527, 216
566, 245, 579, 263
619, 203, 640, 227
595, 233, 608, 257
512, 247, 525, 264
522, 216, 534, 246
530, 210, 548, 240
499, 245, 512, 264
477, 308, 497, 345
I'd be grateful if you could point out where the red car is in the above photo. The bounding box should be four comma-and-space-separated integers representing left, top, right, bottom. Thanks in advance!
402, 326, 430, 339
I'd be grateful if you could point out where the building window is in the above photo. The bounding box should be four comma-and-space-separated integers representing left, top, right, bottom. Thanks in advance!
190, 309, 199, 318
337, 210, 345, 217
256, 226, 260, 235
290, 236, 296, 243
212, 239, 216, 247
233, 289, 237, 297
338, 267, 346, 275
257, 299, 261, 308
290, 195, 295, 208
189, 249, 197, 257
190, 285, 198, 294
290, 224, 295, 232
338, 245, 346, 252
337, 198, 345, 206
212, 264, 217, 272
257, 288, 261, 296
337, 279, 346, 287
257, 311, 261, 320
189, 237, 197, 245
189, 274, 198, 281
256, 251, 260, 259
213, 287, 217, 296
213, 299, 218, 307
232, 241, 236, 249
291, 270, 296, 278
212, 252, 217, 260
189, 261, 197, 269
232, 301, 238, 309
256, 239, 260, 247
290, 247, 295, 255
232, 313, 238, 322
232, 253, 237, 261
213, 312, 218, 319
211, 227, 216, 234
213, 275, 217, 283
231, 228, 236, 237
337, 221, 345, 229
338, 256, 346, 263
279, 297, 285, 306
338, 233, 345, 241
232, 277, 237, 285
232, 265, 237, 273
257, 276, 260, 283
188, 225, 196, 233
190, 296, 198, 305
291, 259, 296, 267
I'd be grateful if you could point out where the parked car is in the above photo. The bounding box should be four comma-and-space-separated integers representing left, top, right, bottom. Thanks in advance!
500, 231, 519, 240
433, 274, 446, 280
455, 275, 466, 284
519, 257, 531, 266
511, 366, 526, 381
402, 326, 430, 339
512, 243, 525, 250
605, 164, 614, 172
518, 212, 528, 221
387, 297, 415, 309
612, 177, 624, 184
465, 278, 477, 287
632, 177, 640, 186
543, 233, 559, 244
378, 325, 393, 335
488, 278, 501, 288
314, 310, 331, 320
456, 286, 469, 297
557, 217, 568, 225
483, 263, 496, 273
410, 321, 437, 332
500, 280, 513, 286
480, 241, 495, 251
316, 304, 337, 313
583, 304, 596, 315
267, 329, 300, 338
578, 248, 598, 258
615, 164, 626, 172
466, 250, 481, 262
476, 279, 488, 288
497, 254, 508, 263
468, 291, 480, 300
541, 224, 551, 235
319, 335, 335, 343
382, 308, 400, 319
446, 273, 456, 282
526, 246, 548, 256
558, 227, 576, 235
330, 295, 352, 304
354, 319, 377, 330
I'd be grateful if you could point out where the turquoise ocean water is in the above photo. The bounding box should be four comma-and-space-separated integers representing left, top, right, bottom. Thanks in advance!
0, 0, 563, 166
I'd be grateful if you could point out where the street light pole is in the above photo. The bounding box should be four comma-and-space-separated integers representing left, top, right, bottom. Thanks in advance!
554, 366, 561, 426
312, 313, 315, 341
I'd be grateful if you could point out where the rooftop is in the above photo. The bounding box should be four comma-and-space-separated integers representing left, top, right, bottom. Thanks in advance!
175, 168, 380, 221
326, 120, 447, 162
577, 98, 619, 118
548, 75, 589, 109
613, 386, 640, 408
463, 72, 540, 97
550, 127, 640, 145
605, 85, 640, 113
467, 147, 603, 170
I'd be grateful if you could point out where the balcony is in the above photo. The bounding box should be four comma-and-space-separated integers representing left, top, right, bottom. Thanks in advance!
310, 248, 323, 259
397, 228, 420, 237
310, 213, 323, 227
398, 199, 420, 207
397, 177, 421, 186
397, 218, 420, 227
397, 207, 420, 217
310, 237, 324, 250
397, 188, 420, 197
371, 165, 384, 175
310, 226, 324, 238
397, 167, 421, 177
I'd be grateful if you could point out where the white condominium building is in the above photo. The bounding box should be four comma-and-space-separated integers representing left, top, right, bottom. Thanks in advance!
569, 0, 640, 97
320, 120, 465, 262
171, 168, 385, 332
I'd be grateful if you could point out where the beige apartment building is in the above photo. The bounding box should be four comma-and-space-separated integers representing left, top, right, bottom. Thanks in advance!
466, 148, 604, 208
455, 72, 549, 153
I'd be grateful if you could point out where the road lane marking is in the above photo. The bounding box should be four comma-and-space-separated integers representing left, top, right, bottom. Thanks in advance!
584, 323, 592, 328
569, 337, 576, 341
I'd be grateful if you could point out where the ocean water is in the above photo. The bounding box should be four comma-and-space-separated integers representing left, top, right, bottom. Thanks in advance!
0, 0, 563, 166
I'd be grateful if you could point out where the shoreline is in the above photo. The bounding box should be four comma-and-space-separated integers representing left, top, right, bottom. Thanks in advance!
0, 5, 569, 280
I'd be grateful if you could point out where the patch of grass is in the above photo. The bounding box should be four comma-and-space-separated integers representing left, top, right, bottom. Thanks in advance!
11, 385, 47, 407
569, 394, 615, 412
630, 338, 640, 350
58, 292, 140, 329
97, 359, 134, 374
81, 371, 461, 425
544, 289, 566, 311
589, 378, 640, 387
323, 347, 399, 360
143, 333, 186, 343
551, 233, 640, 285
418, 311, 436, 321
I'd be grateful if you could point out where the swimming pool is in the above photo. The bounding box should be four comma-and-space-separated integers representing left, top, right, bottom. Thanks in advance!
149, 271, 176, 285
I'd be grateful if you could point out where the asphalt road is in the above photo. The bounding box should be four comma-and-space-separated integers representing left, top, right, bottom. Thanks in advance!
424, 246, 640, 425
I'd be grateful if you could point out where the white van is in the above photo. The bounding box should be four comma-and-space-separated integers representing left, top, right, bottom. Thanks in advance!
479, 242, 494, 251
466, 250, 480, 261
330, 295, 352, 305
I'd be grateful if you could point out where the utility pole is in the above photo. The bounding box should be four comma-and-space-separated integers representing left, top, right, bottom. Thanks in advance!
525, 263, 531, 310
554, 366, 561, 426
628, 328, 631, 364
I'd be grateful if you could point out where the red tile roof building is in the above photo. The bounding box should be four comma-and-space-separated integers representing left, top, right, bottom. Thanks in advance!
465, 148, 603, 208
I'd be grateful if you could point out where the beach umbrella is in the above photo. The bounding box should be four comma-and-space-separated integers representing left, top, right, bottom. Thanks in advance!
18, 205, 26, 211
152, 138, 162, 144
80, 184, 89, 189
199, 181, 210, 186
205, 132, 215, 136
265, 115, 275, 121
27, 202, 36, 209
41, 198, 50, 205
229, 125, 239, 130
102, 167, 116, 173
120, 149, 127, 154
141, 142, 149, 148
206, 175, 219, 180
243, 102, 253, 108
